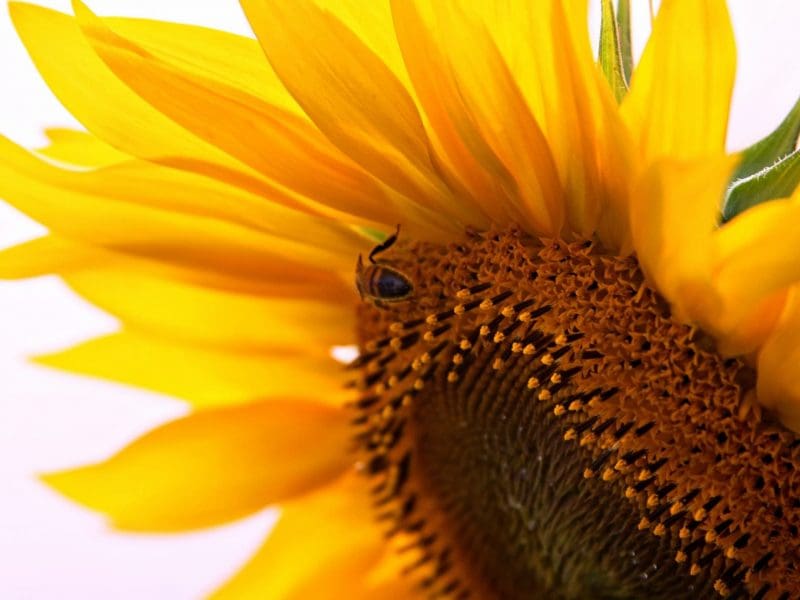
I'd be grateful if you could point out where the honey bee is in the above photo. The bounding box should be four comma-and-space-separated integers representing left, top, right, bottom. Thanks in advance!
355, 226, 414, 306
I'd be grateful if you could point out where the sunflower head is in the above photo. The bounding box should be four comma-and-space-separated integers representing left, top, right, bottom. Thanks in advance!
351, 226, 796, 598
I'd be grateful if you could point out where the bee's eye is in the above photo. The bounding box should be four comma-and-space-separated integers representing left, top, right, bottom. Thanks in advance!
375, 268, 412, 300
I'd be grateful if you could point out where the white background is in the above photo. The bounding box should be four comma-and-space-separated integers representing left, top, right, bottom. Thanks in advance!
0, 1, 799, 599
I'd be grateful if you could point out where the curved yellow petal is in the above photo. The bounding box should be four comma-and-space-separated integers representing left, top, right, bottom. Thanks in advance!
9, 133, 327, 233
9, 3, 233, 166
64, 267, 356, 352
622, 0, 736, 161
447, 1, 547, 126
551, 0, 636, 247
0, 236, 103, 280
389, 0, 510, 228
444, 1, 633, 246
0, 136, 369, 276
629, 156, 737, 322
392, 1, 564, 237
37, 331, 350, 408
757, 286, 800, 432
68, 1, 419, 229
212, 475, 409, 600
713, 190, 800, 332
13, 2, 412, 229
37, 128, 130, 167
103, 11, 302, 118
44, 399, 352, 531
311, 0, 410, 91
239, 0, 473, 232
711, 290, 787, 357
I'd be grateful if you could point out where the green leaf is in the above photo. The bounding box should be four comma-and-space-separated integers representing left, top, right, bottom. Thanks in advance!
598, 0, 629, 103
616, 0, 633, 84
733, 95, 800, 180
723, 148, 800, 222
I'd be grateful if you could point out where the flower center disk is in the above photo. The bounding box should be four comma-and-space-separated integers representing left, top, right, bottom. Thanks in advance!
352, 228, 799, 600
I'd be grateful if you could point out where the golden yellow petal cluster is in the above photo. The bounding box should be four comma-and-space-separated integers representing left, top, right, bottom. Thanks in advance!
2, 0, 799, 597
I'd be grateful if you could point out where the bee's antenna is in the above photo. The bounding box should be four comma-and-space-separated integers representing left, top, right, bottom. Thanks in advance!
355, 254, 366, 299
368, 224, 401, 264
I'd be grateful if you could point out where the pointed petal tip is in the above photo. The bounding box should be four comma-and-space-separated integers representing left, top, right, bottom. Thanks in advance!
37, 399, 354, 532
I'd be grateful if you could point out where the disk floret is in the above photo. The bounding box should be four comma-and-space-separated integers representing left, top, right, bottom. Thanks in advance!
353, 228, 798, 599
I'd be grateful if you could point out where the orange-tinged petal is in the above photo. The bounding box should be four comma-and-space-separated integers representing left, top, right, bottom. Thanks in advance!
622, 0, 736, 161
757, 286, 800, 432
44, 399, 352, 531
240, 0, 474, 232
550, 0, 636, 247
37, 331, 350, 408
212, 475, 407, 600
0, 135, 369, 276
390, 0, 510, 228
450, 0, 634, 246
64, 267, 356, 352
393, 1, 564, 236
629, 156, 737, 322
558, 0, 637, 250
37, 128, 130, 167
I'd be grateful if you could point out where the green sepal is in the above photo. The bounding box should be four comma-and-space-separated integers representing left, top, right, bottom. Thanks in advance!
598, 0, 629, 103
723, 148, 800, 222
733, 95, 800, 181
616, 0, 633, 84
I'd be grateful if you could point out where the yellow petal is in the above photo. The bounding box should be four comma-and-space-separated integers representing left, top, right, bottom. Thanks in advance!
69, 1, 420, 229
446, 2, 547, 126
711, 290, 787, 357
388, 0, 517, 230
0, 236, 102, 280
37, 128, 129, 167
44, 399, 352, 531
622, 0, 736, 161
103, 11, 302, 118
9, 3, 234, 166
550, 0, 636, 246
0, 236, 354, 305
37, 331, 350, 408
629, 156, 737, 322
239, 0, 472, 232
392, 1, 564, 236
757, 285, 800, 432
10, 133, 325, 232
0, 135, 369, 276
212, 475, 407, 600
448, 1, 634, 246
713, 190, 800, 332
307, 1, 410, 91
64, 267, 356, 352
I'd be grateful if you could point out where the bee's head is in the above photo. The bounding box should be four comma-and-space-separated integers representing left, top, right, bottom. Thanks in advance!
355, 254, 414, 307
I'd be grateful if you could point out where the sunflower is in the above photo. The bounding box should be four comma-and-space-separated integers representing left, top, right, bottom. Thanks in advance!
3, 0, 800, 597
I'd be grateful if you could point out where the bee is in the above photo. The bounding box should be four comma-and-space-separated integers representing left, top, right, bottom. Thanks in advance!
356, 226, 414, 306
